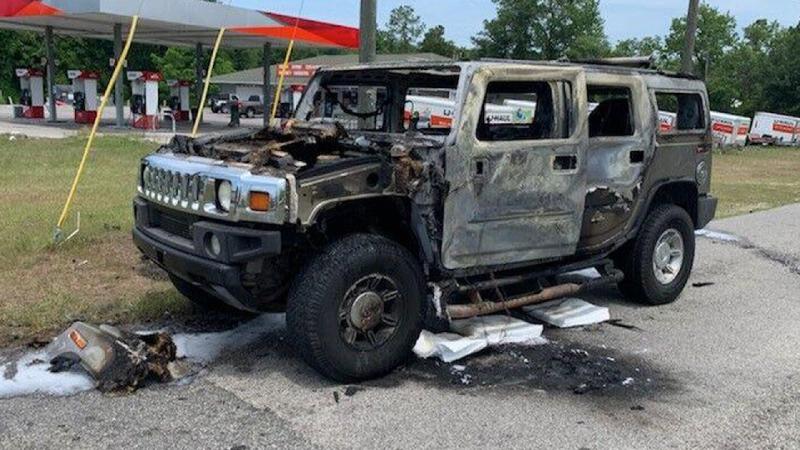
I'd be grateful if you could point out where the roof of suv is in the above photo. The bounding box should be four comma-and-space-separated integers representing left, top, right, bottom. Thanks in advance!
314, 59, 703, 86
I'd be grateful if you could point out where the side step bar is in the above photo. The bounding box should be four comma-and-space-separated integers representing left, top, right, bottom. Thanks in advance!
446, 270, 624, 319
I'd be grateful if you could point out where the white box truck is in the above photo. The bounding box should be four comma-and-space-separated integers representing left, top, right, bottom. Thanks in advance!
404, 95, 538, 129
748, 112, 800, 146
710, 111, 751, 147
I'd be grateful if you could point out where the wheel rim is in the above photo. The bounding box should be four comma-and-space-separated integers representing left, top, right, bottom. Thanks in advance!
338, 274, 402, 351
652, 228, 684, 285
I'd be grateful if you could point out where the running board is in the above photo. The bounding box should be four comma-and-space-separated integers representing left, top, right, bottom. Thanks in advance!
446, 270, 624, 319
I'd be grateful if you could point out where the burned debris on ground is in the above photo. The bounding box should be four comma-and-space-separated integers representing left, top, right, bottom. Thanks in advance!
46, 322, 185, 393
403, 341, 671, 398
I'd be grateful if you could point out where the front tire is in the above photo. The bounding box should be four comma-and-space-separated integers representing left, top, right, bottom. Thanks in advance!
615, 204, 695, 305
286, 234, 424, 382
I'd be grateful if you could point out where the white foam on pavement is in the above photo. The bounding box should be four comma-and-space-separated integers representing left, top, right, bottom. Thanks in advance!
0, 313, 287, 399
413, 315, 546, 363
524, 298, 610, 328
172, 313, 286, 363
0, 351, 95, 399
696, 229, 739, 242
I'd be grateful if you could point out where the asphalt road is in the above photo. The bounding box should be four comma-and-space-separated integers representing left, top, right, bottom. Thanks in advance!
2, 204, 800, 450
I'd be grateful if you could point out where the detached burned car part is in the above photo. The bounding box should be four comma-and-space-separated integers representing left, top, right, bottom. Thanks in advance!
46, 322, 179, 393
133, 59, 717, 381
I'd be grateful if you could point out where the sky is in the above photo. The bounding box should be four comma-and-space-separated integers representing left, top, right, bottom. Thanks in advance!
228, 0, 800, 46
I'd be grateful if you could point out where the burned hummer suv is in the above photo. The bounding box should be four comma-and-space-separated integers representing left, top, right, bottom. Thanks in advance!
133, 59, 716, 381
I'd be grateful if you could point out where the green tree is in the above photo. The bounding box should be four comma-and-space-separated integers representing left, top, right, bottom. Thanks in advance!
743, 19, 784, 52
663, 4, 738, 72
419, 25, 458, 57
378, 5, 426, 54
709, 20, 784, 115
472, 0, 609, 60
612, 36, 664, 58
0, 30, 45, 101
763, 23, 800, 117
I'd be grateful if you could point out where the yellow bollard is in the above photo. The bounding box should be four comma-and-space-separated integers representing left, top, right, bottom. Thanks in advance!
55, 15, 140, 242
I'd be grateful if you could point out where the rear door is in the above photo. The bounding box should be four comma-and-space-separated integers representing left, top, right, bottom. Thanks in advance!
646, 87, 712, 204
441, 65, 589, 270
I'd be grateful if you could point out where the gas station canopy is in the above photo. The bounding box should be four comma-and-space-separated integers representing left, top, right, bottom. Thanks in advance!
0, 0, 360, 49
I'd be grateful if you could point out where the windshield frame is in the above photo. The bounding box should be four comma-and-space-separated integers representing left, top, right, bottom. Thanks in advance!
293, 65, 464, 137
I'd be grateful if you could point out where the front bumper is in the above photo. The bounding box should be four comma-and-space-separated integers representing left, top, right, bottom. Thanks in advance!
696, 194, 718, 229
133, 197, 282, 311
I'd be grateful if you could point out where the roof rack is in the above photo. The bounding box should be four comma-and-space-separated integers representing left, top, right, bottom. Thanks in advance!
479, 56, 657, 70
563, 55, 656, 69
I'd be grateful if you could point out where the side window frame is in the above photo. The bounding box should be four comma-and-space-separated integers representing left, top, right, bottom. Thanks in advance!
586, 82, 639, 140
473, 79, 577, 144
653, 90, 708, 135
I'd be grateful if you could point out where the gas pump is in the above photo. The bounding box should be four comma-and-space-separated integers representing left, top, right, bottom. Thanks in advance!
168, 80, 191, 122
15, 68, 45, 119
127, 71, 163, 129
68, 70, 100, 124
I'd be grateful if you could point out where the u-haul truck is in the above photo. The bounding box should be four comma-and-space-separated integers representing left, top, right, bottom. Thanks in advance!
710, 111, 751, 147
404, 95, 538, 129
748, 112, 800, 146
405, 95, 456, 128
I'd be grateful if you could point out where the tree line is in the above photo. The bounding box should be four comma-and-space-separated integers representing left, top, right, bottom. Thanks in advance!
1, 0, 798, 118
379, 1, 800, 118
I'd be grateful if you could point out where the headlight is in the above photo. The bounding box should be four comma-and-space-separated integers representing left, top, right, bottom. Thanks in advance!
216, 180, 233, 211
140, 165, 150, 188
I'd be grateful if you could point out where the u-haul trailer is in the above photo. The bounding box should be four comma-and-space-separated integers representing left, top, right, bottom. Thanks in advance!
403, 95, 539, 129
748, 112, 800, 146
658, 111, 677, 133
710, 111, 751, 147
736, 117, 752, 146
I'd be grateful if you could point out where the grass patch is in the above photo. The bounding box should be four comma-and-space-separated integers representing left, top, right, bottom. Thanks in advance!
0, 135, 194, 346
711, 146, 800, 218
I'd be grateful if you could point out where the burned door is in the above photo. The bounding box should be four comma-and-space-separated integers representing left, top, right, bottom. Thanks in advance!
441, 65, 589, 270
579, 75, 651, 250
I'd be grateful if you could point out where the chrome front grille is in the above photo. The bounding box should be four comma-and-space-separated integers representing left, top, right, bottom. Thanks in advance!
137, 153, 288, 224
142, 166, 210, 212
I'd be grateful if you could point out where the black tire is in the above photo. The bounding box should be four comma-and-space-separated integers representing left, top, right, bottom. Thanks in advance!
286, 234, 424, 382
245, 108, 255, 118
614, 204, 695, 305
169, 274, 241, 313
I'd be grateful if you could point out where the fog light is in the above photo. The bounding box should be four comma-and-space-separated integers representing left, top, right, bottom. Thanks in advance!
206, 233, 221, 257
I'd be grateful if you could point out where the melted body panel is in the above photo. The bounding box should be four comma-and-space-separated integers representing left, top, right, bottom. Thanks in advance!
442, 65, 589, 269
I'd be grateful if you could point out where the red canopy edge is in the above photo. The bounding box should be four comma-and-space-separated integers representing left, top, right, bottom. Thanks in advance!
0, 0, 61, 17
230, 12, 359, 49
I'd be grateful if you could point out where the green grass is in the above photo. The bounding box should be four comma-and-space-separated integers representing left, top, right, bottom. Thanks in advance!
0, 134, 147, 264
0, 134, 195, 345
711, 146, 800, 218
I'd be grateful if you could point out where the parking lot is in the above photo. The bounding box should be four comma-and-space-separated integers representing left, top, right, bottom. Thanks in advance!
2, 204, 799, 449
